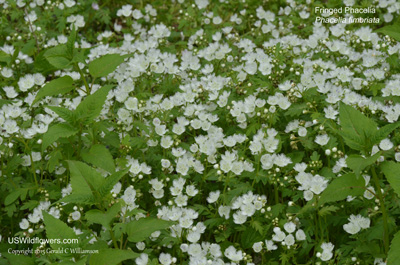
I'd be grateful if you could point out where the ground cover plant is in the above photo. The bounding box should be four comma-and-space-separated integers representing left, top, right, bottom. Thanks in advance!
1, 0, 400, 264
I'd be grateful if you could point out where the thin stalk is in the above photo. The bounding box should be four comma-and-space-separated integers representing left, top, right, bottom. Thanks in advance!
371, 166, 389, 255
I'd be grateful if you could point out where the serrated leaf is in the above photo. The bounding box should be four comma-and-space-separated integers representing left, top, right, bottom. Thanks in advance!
67, 160, 104, 194
375, 23, 400, 42
82, 144, 115, 173
44, 45, 71, 69
126, 218, 175, 242
88, 54, 125, 78
75, 85, 112, 124
42, 211, 79, 250
339, 102, 378, 152
381, 161, 400, 198
85, 201, 123, 230
371, 122, 400, 146
319, 173, 365, 206
318, 205, 339, 217
66, 26, 76, 59
42, 123, 78, 151
33, 76, 74, 105
346, 152, 381, 178
89, 249, 139, 265
388, 230, 400, 265
46, 106, 75, 125
98, 168, 129, 197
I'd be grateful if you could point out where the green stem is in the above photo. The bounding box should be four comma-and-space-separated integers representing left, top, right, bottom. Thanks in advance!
371, 166, 389, 255
75, 63, 90, 94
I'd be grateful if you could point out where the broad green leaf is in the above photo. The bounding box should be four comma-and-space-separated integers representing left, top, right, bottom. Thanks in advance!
33, 76, 74, 105
46, 106, 75, 125
381, 161, 400, 198
388, 230, 400, 265
85, 201, 123, 230
58, 193, 95, 205
42, 211, 79, 250
82, 144, 115, 173
67, 160, 104, 194
89, 249, 139, 265
0, 50, 11, 64
339, 102, 377, 152
375, 23, 400, 42
88, 54, 125, 78
0, 99, 16, 107
319, 173, 365, 206
75, 85, 112, 124
126, 218, 175, 242
2, 253, 34, 265
42, 123, 78, 151
44, 45, 71, 69
98, 168, 129, 197
4, 189, 22, 205
371, 122, 400, 146
346, 152, 381, 178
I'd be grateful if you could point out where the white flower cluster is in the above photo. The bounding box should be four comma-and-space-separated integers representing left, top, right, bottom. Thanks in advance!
294, 163, 328, 201
231, 191, 267, 224
317, 242, 335, 261
260, 221, 306, 251
343, 214, 371, 235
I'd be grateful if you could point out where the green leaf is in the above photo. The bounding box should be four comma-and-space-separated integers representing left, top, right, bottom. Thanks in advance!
2, 253, 34, 265
388, 230, 400, 265
126, 218, 175, 242
371, 122, 400, 146
85, 201, 123, 230
381, 161, 400, 198
241, 227, 262, 249
67, 160, 104, 194
346, 152, 381, 178
42, 123, 78, 151
0, 99, 16, 107
318, 205, 339, 217
375, 23, 400, 42
98, 168, 129, 197
0, 50, 11, 64
4, 189, 22, 205
46, 106, 75, 125
75, 85, 112, 124
88, 54, 125, 78
33, 76, 74, 105
66, 26, 76, 59
82, 144, 115, 173
44, 45, 71, 69
89, 249, 139, 265
339, 102, 377, 152
319, 173, 365, 206
42, 211, 79, 250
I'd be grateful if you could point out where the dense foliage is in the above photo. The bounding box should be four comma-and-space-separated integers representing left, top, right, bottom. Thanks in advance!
1, 0, 400, 264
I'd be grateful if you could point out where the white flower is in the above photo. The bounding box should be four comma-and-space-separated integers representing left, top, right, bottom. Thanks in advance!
283, 222, 296, 233
224, 246, 243, 262
315, 134, 330, 146
252, 242, 263, 253
343, 222, 361, 235
379, 139, 393, 151
284, 234, 295, 246
136, 253, 149, 265
295, 229, 306, 241
71, 211, 81, 221
207, 191, 220, 203
19, 218, 29, 230
265, 240, 277, 251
